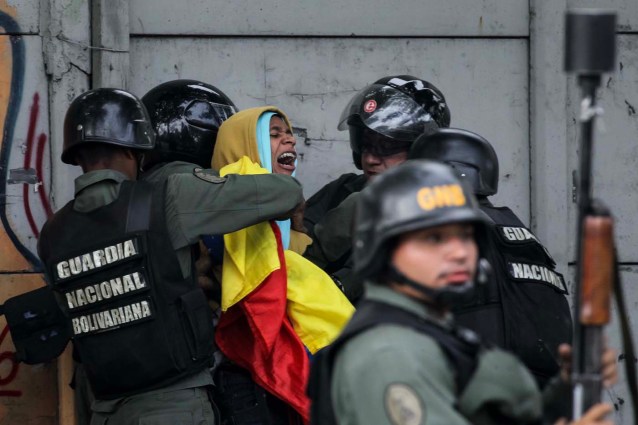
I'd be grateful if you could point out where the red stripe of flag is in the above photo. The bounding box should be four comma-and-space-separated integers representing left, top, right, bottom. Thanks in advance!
215, 222, 310, 422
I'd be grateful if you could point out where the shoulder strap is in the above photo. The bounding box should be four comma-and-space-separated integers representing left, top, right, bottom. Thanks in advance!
480, 204, 526, 228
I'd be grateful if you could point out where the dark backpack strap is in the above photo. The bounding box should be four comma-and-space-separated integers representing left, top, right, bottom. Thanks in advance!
125, 181, 153, 233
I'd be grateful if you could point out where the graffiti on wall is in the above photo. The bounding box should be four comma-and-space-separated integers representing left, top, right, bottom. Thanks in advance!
0, 1, 56, 411
0, 6, 28, 402
0, 325, 21, 398
0, 8, 52, 271
21, 93, 53, 238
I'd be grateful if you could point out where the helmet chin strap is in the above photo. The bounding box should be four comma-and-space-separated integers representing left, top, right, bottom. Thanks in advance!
387, 259, 491, 308
137, 153, 146, 173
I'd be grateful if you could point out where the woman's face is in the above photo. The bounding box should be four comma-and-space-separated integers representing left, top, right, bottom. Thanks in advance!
270, 116, 297, 175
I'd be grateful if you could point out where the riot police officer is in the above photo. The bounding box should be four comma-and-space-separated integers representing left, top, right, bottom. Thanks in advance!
304, 75, 450, 301
140, 78, 238, 298
37, 88, 304, 425
307, 160, 616, 425
408, 128, 573, 388
142, 82, 308, 425
304, 75, 449, 235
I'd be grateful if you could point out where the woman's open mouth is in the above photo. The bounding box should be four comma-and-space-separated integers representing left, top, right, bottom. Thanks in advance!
276, 151, 297, 172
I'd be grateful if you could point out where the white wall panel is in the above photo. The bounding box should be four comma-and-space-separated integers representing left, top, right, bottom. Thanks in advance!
130, 0, 528, 36
529, 0, 571, 269
566, 35, 638, 263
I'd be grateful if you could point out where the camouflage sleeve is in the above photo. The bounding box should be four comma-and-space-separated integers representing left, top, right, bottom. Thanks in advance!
303, 173, 363, 237
166, 169, 303, 249
305, 193, 363, 302
312, 193, 359, 263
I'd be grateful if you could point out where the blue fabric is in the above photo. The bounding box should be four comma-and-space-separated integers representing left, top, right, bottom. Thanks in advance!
275, 220, 292, 250
202, 235, 225, 264
256, 112, 292, 249
256, 112, 276, 173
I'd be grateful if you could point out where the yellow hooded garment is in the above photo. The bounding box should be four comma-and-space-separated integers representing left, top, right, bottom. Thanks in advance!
212, 106, 354, 353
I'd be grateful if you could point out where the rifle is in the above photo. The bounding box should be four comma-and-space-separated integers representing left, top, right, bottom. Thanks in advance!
565, 9, 638, 420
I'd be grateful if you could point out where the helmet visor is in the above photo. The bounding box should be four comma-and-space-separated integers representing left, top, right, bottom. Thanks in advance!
349, 126, 412, 157
338, 84, 437, 141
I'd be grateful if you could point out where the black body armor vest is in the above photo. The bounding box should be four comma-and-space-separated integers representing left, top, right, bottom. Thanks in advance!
38, 180, 215, 399
454, 201, 572, 387
308, 299, 480, 425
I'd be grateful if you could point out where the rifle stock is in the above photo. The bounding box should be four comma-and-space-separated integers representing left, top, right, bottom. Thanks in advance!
573, 209, 614, 418
580, 214, 614, 327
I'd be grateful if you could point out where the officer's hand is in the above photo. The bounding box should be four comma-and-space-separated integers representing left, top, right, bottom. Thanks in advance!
196, 241, 220, 309
558, 344, 618, 387
600, 345, 618, 387
275, 200, 305, 222
554, 403, 613, 425
557, 344, 572, 382
290, 200, 307, 233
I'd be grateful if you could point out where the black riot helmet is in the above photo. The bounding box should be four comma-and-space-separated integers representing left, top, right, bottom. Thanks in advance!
62, 88, 155, 165
374, 75, 451, 128
339, 75, 450, 169
409, 128, 499, 196
353, 160, 490, 306
141, 79, 237, 169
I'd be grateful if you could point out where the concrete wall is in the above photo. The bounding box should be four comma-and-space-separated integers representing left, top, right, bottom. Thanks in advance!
0, 2, 57, 424
0, 0, 636, 423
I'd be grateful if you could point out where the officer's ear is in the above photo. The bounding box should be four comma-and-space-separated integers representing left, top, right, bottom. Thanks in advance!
115, 148, 140, 180
137, 153, 146, 172
476, 258, 492, 285
378, 237, 400, 284
122, 148, 136, 161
